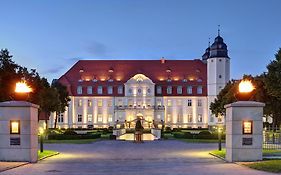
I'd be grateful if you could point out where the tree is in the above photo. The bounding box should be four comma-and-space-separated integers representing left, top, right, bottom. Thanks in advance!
52, 82, 70, 128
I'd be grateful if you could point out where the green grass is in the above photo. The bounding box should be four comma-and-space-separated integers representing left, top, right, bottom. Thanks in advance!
38, 150, 58, 159
243, 160, 281, 173
178, 138, 225, 143
44, 139, 98, 144
210, 149, 281, 158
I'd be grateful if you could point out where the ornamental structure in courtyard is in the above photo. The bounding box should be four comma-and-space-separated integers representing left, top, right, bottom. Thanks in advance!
49, 33, 230, 129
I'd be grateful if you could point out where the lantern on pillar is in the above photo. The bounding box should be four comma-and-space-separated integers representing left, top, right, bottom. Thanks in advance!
235, 80, 255, 101
14, 81, 32, 101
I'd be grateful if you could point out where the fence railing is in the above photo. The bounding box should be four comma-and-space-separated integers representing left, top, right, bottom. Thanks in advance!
263, 127, 281, 150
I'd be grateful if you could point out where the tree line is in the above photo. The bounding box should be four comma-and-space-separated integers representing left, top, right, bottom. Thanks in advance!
210, 48, 281, 127
0, 49, 70, 128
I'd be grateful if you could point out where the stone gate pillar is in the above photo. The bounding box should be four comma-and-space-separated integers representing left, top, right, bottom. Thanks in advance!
0, 101, 39, 163
225, 101, 265, 162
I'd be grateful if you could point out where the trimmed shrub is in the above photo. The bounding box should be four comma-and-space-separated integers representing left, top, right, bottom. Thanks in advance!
172, 128, 181, 132
173, 132, 185, 139
196, 131, 215, 139
164, 127, 172, 133
64, 128, 77, 135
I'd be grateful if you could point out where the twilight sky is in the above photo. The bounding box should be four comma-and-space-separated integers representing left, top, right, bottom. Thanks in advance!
0, 0, 280, 82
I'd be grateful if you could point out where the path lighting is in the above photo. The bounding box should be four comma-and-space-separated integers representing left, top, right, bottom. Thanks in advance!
14, 81, 32, 101
218, 126, 223, 151
235, 80, 255, 101
39, 127, 44, 153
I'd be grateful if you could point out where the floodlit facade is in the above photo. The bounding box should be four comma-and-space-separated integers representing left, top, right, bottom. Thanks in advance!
49, 34, 230, 129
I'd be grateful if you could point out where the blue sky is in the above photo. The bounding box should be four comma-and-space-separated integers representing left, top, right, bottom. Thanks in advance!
0, 0, 280, 82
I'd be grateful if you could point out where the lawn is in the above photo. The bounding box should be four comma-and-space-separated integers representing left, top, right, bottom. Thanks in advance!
44, 139, 98, 144
242, 160, 281, 173
210, 149, 281, 158
38, 150, 58, 160
180, 138, 224, 143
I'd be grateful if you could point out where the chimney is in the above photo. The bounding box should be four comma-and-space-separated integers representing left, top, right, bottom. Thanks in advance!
161, 57, 165, 64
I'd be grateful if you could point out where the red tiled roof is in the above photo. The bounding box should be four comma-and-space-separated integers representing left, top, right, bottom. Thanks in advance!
58, 59, 207, 96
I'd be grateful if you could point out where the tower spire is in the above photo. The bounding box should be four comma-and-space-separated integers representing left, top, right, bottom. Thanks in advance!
218, 25, 221, 36
208, 37, 211, 47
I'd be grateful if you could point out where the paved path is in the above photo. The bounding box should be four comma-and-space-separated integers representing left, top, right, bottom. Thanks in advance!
0, 140, 277, 175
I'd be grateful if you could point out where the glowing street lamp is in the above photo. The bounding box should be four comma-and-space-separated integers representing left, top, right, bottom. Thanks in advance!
14, 81, 32, 101
235, 80, 255, 101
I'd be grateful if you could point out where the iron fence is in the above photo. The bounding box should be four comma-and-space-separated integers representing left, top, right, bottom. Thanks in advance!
263, 127, 281, 150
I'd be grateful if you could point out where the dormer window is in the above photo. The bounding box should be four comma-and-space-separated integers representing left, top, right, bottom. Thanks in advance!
108, 79, 114, 82
187, 86, 192, 94
97, 86, 103, 94
177, 86, 182, 94
107, 86, 113, 94
93, 79, 98, 82
197, 86, 203, 94
157, 86, 162, 94
167, 86, 172, 94
79, 69, 84, 73
182, 79, 187, 82
78, 79, 83, 82
167, 78, 172, 82
87, 86, 92, 94
77, 86, 82, 94
118, 86, 123, 94
197, 78, 202, 82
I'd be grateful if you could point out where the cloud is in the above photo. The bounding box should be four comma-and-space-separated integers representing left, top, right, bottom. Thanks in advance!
42, 65, 65, 74
86, 41, 110, 57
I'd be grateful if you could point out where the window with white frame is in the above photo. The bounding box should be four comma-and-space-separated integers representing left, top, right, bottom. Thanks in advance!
58, 114, 64, 123
177, 86, 182, 94
128, 99, 133, 107
118, 86, 123, 94
167, 99, 172, 107
187, 86, 192, 94
108, 114, 113, 122
97, 114, 103, 122
78, 99, 82, 107
107, 86, 113, 94
187, 99, 192, 106
77, 86, 82, 94
87, 86, 92, 94
167, 86, 172, 94
77, 114, 82, 122
87, 114, 93, 123
97, 99, 103, 107
197, 86, 203, 94
157, 99, 162, 106
88, 100, 92, 107
157, 86, 162, 94
198, 114, 203, 122
97, 86, 103, 94
188, 114, 193, 123
197, 99, 202, 107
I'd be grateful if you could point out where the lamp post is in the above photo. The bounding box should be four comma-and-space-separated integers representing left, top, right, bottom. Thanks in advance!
14, 81, 32, 101
39, 127, 44, 153
218, 125, 222, 151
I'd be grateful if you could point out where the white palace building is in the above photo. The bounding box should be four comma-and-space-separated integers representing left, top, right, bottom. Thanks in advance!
49, 33, 230, 129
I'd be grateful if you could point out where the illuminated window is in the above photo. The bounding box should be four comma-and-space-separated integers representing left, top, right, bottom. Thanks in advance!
177, 86, 182, 94
88, 100, 92, 107
87, 114, 93, 122
10, 120, 20, 134
187, 99, 192, 106
97, 114, 103, 122
167, 99, 172, 107
197, 86, 203, 94
108, 100, 113, 107
157, 99, 162, 106
78, 99, 82, 107
167, 114, 171, 122
107, 86, 113, 94
198, 114, 203, 122
188, 114, 193, 123
97, 86, 103, 94
198, 99, 202, 107
187, 86, 192, 94
77, 114, 82, 122
118, 99, 123, 106
167, 86, 172, 94
97, 99, 103, 107
77, 86, 82, 94
157, 86, 162, 94
118, 86, 123, 94
157, 114, 161, 119
128, 99, 133, 106
108, 114, 113, 122
87, 86, 92, 94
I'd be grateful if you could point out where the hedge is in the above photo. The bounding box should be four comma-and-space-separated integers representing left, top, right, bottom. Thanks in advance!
48, 133, 101, 140
173, 131, 225, 140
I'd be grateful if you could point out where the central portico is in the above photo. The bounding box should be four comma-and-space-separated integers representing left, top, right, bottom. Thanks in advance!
115, 74, 164, 127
